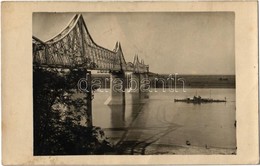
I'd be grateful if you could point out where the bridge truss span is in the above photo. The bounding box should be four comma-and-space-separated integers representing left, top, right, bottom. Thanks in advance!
33, 14, 149, 73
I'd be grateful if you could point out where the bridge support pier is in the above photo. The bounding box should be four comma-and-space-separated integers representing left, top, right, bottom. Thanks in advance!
129, 73, 149, 93
129, 73, 140, 93
85, 71, 93, 127
105, 72, 149, 105
128, 73, 149, 104
105, 71, 126, 105
140, 73, 149, 92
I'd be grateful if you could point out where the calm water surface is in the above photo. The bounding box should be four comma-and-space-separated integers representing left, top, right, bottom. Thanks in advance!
92, 88, 236, 154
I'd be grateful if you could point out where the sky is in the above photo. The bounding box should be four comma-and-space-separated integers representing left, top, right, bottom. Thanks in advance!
33, 12, 235, 75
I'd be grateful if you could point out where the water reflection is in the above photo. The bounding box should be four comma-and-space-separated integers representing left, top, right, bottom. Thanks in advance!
107, 91, 149, 129
108, 104, 126, 128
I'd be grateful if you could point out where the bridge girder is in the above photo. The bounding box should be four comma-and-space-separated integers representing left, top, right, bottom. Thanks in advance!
33, 14, 149, 73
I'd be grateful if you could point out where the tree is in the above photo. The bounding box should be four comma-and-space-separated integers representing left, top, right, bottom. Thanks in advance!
33, 67, 114, 155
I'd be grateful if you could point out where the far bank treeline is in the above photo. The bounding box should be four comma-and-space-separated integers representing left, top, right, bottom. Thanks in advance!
90, 73, 236, 89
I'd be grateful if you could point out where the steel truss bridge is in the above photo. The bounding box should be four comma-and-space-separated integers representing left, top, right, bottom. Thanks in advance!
33, 14, 149, 74
33, 14, 151, 127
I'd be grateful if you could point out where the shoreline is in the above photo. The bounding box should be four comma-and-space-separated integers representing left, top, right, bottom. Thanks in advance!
144, 144, 236, 155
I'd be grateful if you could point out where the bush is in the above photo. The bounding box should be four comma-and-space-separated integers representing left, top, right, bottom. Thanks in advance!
33, 67, 114, 155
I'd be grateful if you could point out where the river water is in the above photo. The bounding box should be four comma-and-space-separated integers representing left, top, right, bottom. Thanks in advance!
92, 88, 236, 155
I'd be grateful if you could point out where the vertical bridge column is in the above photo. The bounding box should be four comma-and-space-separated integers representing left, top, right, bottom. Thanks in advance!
129, 72, 150, 104
145, 73, 150, 91
129, 73, 140, 93
139, 73, 149, 92
129, 73, 149, 93
105, 71, 126, 105
85, 71, 92, 127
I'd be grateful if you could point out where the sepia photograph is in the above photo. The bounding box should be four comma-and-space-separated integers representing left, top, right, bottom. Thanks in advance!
33, 12, 236, 155
2, 1, 258, 164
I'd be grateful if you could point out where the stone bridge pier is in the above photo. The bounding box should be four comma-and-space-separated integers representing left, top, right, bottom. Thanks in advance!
128, 73, 149, 104
128, 73, 149, 93
105, 72, 149, 105
105, 71, 126, 105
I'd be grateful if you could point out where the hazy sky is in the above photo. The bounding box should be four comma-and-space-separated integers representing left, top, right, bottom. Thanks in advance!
33, 12, 235, 75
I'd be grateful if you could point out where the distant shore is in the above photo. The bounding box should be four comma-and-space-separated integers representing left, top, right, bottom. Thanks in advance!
91, 74, 236, 89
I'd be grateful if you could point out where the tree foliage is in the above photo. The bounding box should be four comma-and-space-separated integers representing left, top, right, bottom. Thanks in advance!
33, 67, 114, 155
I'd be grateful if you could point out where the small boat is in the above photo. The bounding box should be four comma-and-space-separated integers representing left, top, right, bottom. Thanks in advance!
174, 96, 226, 104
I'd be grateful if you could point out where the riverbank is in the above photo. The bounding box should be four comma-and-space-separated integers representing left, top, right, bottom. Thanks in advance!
145, 144, 236, 155
105, 139, 236, 155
